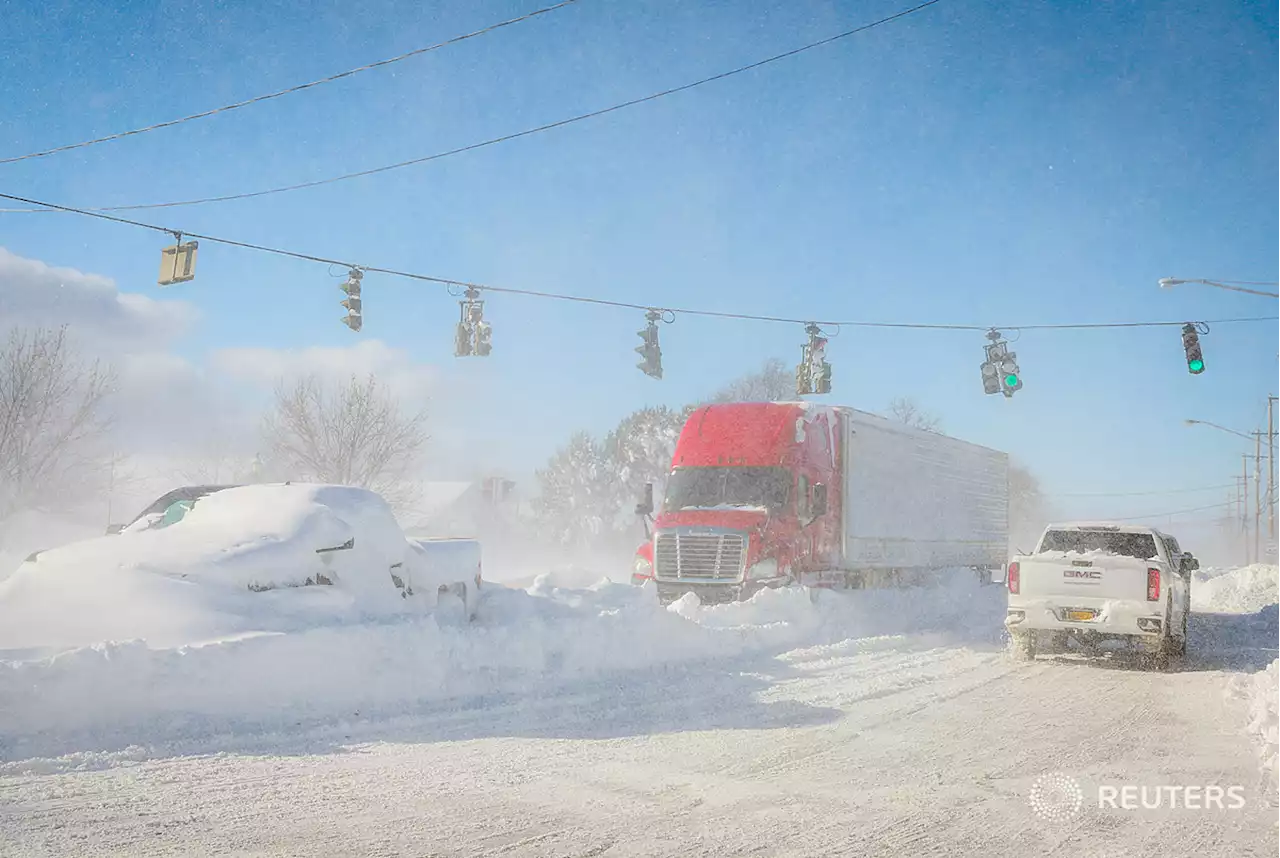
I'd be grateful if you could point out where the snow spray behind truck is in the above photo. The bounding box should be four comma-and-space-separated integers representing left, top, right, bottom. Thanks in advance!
633, 402, 1009, 605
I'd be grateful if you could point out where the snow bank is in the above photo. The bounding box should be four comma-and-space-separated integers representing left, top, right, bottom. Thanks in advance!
0, 574, 1005, 760
1193, 564, 1280, 615
1227, 659, 1279, 784
1205, 565, 1280, 787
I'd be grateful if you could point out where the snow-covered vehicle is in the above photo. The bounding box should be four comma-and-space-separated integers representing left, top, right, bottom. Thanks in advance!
0, 483, 481, 656
105, 484, 241, 535
1005, 523, 1196, 669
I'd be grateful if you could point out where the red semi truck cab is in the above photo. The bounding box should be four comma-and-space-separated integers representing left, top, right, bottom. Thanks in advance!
634, 401, 1008, 606
641, 401, 844, 605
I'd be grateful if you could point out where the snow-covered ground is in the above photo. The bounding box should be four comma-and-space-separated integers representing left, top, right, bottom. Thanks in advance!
0, 565, 1275, 856
0, 574, 1004, 758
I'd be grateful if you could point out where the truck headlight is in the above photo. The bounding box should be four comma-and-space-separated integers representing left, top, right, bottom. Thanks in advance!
632, 556, 653, 582
745, 558, 779, 580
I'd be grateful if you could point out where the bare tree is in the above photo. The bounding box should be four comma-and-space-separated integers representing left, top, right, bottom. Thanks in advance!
707, 357, 795, 403
260, 374, 427, 508
173, 450, 260, 486
0, 326, 116, 527
887, 397, 942, 433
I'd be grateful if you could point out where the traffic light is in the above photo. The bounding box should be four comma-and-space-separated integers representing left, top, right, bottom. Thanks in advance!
795, 323, 830, 396
981, 329, 1021, 398
340, 268, 362, 333
999, 354, 1023, 396
635, 310, 663, 379
1181, 323, 1205, 374
455, 286, 491, 357
454, 321, 472, 357
796, 362, 811, 397
980, 360, 1000, 395
815, 361, 832, 394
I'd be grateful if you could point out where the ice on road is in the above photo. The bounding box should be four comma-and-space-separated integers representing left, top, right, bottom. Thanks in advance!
0, 566, 1276, 857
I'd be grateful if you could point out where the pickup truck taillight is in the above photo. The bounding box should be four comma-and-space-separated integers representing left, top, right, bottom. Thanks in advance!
1007, 561, 1020, 594
1147, 567, 1160, 601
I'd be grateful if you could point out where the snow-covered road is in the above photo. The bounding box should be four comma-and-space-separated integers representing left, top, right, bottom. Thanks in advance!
1, 568, 1276, 857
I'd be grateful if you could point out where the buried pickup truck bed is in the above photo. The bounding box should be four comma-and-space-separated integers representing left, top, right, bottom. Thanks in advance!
1005, 523, 1198, 667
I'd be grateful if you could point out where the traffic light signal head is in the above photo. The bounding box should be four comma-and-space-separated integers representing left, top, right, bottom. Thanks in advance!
340, 269, 362, 333
980, 361, 1000, 395
454, 322, 472, 357
635, 312, 663, 379
1182, 323, 1205, 374
815, 361, 832, 395
999, 355, 1023, 397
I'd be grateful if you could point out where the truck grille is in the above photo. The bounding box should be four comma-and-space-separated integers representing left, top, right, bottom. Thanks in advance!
654, 532, 746, 580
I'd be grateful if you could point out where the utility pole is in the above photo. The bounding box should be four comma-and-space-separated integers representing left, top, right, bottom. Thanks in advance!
1253, 435, 1262, 564
1268, 400, 1275, 539
1233, 476, 1244, 563
1238, 466, 1249, 565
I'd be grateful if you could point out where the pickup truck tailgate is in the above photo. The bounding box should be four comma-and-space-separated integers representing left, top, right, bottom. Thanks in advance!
1017, 554, 1154, 602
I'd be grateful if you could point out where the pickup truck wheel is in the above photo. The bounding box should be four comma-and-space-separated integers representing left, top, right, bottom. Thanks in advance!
1142, 606, 1177, 671
1010, 633, 1036, 661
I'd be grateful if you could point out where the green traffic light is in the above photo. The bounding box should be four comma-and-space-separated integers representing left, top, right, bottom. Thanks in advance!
1004, 374, 1019, 386
1189, 359, 1204, 373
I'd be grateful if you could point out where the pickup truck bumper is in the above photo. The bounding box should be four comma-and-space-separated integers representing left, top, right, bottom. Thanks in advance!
1006, 600, 1165, 650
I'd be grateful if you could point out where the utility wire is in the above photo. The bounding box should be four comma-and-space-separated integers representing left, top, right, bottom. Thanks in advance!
1054, 483, 1238, 498
2, 189, 1277, 333
1100, 502, 1236, 522
0, 1, 581, 167
0, 0, 944, 213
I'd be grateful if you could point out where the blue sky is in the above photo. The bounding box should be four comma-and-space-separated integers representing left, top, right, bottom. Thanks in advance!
1, 0, 1276, 529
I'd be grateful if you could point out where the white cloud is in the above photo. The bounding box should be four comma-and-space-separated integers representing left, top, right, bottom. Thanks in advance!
0, 247, 197, 350
1, 248, 448, 477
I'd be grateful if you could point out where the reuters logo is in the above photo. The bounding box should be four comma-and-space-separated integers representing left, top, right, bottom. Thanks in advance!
1029, 772, 1084, 821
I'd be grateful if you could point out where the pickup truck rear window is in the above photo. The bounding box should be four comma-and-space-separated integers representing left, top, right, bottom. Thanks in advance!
1039, 530, 1159, 560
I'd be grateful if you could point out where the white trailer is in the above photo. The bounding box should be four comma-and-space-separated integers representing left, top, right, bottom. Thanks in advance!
836, 407, 1009, 576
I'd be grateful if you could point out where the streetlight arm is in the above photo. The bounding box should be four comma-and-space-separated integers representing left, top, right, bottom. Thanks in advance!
1184, 419, 1258, 441
1160, 277, 1279, 298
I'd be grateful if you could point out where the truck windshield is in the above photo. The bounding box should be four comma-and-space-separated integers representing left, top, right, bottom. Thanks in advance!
1039, 530, 1159, 560
663, 467, 790, 513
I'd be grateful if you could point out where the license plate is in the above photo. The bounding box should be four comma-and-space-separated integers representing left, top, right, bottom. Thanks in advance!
1065, 610, 1096, 622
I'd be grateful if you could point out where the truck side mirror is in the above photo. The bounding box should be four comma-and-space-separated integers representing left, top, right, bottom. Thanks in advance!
1184, 555, 1199, 572
811, 483, 828, 517
635, 482, 654, 518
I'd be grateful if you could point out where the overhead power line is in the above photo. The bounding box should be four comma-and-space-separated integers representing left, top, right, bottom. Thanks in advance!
0, 0, 944, 213
1101, 502, 1236, 522
1, 189, 1276, 337
0, 1, 581, 167
1054, 483, 1238, 498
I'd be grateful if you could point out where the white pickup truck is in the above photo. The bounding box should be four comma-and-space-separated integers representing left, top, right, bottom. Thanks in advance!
1005, 523, 1198, 669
